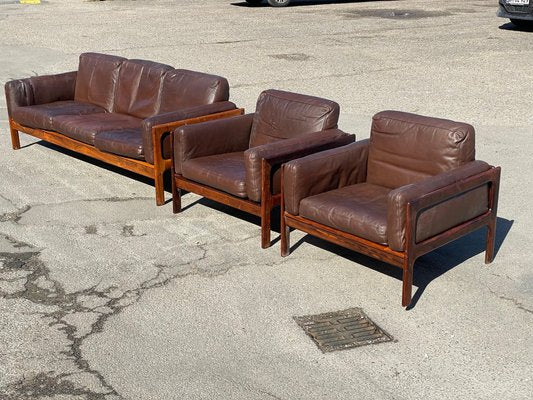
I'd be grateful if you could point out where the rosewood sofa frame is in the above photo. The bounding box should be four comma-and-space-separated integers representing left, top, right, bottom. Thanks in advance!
9, 108, 243, 206
280, 165, 501, 307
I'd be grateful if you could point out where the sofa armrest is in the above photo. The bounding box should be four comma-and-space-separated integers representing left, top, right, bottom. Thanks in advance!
282, 139, 369, 216
173, 113, 254, 174
5, 71, 77, 116
387, 160, 497, 251
142, 101, 239, 164
244, 129, 355, 202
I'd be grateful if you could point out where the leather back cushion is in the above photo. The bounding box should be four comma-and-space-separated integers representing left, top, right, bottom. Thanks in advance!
366, 110, 475, 189
113, 59, 173, 119
75, 53, 126, 112
248, 89, 340, 148
158, 69, 230, 113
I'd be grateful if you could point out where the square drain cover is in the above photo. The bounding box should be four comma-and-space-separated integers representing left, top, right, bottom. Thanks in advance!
294, 308, 393, 352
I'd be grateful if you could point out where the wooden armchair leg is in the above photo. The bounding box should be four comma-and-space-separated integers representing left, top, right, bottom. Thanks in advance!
280, 215, 290, 257
485, 218, 497, 264
10, 123, 20, 150
402, 257, 415, 307
172, 177, 181, 214
154, 170, 165, 206
261, 201, 272, 249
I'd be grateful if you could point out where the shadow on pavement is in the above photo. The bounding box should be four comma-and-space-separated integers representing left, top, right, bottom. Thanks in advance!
288, 217, 514, 310
499, 22, 533, 32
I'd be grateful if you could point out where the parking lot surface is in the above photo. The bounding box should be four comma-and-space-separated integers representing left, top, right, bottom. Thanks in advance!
0, 0, 532, 399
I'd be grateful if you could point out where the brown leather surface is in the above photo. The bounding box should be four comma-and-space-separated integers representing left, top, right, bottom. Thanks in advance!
283, 140, 369, 216
387, 160, 491, 251
5, 72, 77, 116
11, 101, 106, 131
248, 89, 340, 148
244, 129, 354, 202
181, 152, 247, 198
94, 129, 144, 160
173, 113, 253, 174
158, 69, 230, 113
53, 113, 142, 145
367, 110, 476, 189
5, 79, 33, 115
142, 101, 237, 165
75, 53, 126, 112
113, 59, 173, 119
300, 183, 391, 245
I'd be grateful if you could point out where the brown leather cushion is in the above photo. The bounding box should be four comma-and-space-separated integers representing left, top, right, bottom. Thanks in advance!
11, 101, 105, 131
113, 59, 173, 119
367, 110, 476, 189
52, 113, 142, 145
74, 53, 126, 112
248, 89, 340, 148
94, 129, 144, 160
299, 183, 391, 245
158, 69, 229, 113
181, 152, 247, 198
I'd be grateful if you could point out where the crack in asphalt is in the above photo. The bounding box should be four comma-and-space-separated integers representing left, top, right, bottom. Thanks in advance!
489, 289, 533, 315
0, 205, 31, 223
0, 234, 213, 399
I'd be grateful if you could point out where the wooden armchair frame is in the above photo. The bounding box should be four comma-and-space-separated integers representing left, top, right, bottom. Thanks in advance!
281, 165, 501, 307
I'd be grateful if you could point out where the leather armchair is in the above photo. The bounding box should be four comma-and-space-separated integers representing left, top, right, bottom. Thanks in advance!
281, 110, 500, 307
172, 89, 355, 248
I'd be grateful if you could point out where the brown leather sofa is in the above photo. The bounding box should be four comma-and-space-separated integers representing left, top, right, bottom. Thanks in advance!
5, 52, 242, 205
172, 89, 355, 248
280, 110, 501, 307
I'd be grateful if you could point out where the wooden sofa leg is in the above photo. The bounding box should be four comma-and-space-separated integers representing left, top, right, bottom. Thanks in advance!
402, 257, 414, 307
10, 124, 20, 150
261, 202, 271, 249
154, 171, 165, 206
485, 218, 497, 264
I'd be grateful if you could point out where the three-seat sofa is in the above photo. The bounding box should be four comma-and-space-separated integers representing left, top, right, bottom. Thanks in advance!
5, 52, 242, 205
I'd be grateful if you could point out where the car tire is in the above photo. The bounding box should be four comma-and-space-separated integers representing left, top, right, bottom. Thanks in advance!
510, 18, 533, 28
267, 0, 291, 6
245, 0, 262, 5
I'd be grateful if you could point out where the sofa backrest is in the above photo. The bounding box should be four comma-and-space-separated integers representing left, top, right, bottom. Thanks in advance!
248, 89, 340, 148
75, 53, 126, 112
158, 69, 230, 113
366, 110, 476, 189
113, 59, 173, 119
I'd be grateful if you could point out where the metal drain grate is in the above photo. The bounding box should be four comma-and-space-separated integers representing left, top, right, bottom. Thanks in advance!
294, 308, 393, 352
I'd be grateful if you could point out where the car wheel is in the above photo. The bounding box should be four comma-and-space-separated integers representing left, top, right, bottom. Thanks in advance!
510, 18, 533, 28
267, 0, 291, 6
245, 0, 262, 5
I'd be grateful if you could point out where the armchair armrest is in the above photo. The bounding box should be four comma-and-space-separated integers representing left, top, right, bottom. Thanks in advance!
387, 160, 498, 251
282, 139, 369, 216
244, 129, 355, 202
142, 101, 239, 164
173, 113, 254, 174
5, 71, 77, 115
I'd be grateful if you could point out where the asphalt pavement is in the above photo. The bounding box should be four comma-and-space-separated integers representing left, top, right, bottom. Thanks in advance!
0, 1, 532, 399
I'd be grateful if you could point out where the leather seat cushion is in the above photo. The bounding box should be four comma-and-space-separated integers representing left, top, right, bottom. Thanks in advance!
11, 101, 106, 131
52, 113, 142, 145
94, 129, 144, 160
182, 152, 247, 198
299, 183, 391, 245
